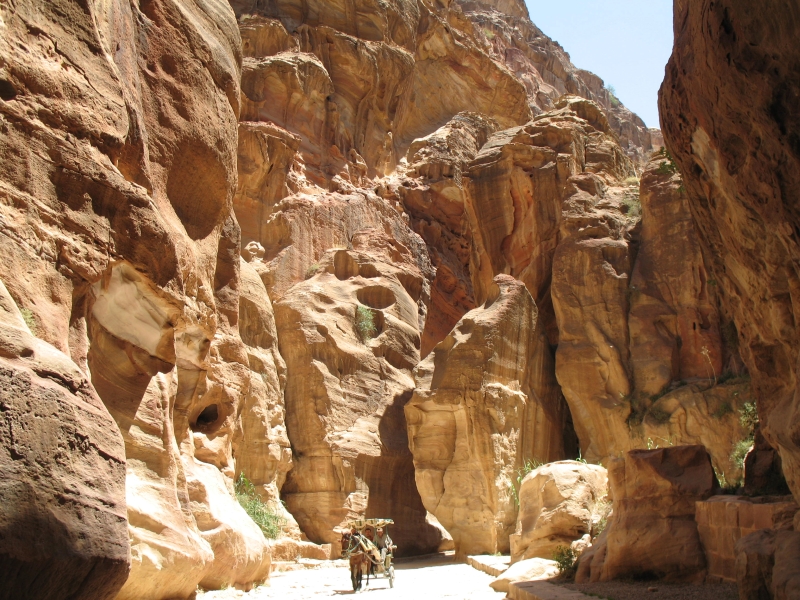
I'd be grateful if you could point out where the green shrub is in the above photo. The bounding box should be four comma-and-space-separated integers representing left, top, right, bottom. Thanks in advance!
740, 402, 759, 430
621, 195, 641, 219
730, 438, 753, 471
553, 545, 577, 578
305, 263, 322, 279
509, 458, 543, 507
235, 474, 285, 539
607, 86, 621, 108
355, 306, 377, 342
20, 308, 37, 335
655, 147, 680, 176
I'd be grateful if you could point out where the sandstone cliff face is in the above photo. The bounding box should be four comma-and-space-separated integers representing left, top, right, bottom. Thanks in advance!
455, 0, 653, 163
407, 275, 566, 556
3, 0, 783, 593
0, 280, 129, 599
660, 0, 800, 507
273, 235, 442, 556
0, 0, 280, 597
578, 446, 716, 583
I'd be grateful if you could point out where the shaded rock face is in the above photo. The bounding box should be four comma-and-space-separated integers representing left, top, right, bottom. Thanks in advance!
406, 276, 567, 556
736, 528, 800, 600
0, 281, 129, 599
510, 461, 608, 563
660, 0, 800, 505
0, 0, 281, 596
577, 446, 716, 583
551, 149, 749, 475
698, 495, 798, 584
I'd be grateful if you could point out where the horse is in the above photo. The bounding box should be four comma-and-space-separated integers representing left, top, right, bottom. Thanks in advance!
340, 531, 379, 592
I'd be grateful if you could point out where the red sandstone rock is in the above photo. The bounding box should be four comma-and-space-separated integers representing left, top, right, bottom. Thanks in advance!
0, 281, 129, 599
660, 0, 800, 504
577, 446, 716, 583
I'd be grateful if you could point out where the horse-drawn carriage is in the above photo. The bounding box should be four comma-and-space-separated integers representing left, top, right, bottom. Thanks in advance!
340, 518, 396, 591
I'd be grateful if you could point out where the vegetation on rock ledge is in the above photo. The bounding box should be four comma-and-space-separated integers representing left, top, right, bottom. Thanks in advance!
355, 305, 378, 342
235, 474, 285, 539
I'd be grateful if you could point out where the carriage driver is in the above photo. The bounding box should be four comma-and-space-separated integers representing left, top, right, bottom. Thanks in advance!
373, 526, 394, 567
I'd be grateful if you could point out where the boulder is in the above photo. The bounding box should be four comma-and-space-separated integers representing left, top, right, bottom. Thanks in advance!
698, 495, 798, 583
577, 445, 715, 582
489, 558, 559, 593
510, 461, 608, 562
407, 276, 567, 556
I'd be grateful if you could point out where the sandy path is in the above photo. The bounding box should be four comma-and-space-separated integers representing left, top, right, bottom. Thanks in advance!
198, 554, 505, 600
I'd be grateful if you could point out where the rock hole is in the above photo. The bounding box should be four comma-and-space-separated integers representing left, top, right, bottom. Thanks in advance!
0, 80, 17, 101
359, 263, 380, 278
356, 286, 395, 309
161, 55, 178, 76
334, 250, 359, 280
192, 404, 219, 432
396, 273, 423, 302
166, 142, 228, 240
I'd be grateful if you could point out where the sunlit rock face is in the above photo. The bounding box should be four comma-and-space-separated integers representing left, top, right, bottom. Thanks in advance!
510, 461, 608, 563
0, 0, 279, 596
407, 276, 567, 557
274, 233, 442, 556
660, 0, 800, 502
454, 0, 653, 163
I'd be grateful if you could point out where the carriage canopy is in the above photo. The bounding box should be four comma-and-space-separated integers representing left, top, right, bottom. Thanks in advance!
346, 518, 394, 531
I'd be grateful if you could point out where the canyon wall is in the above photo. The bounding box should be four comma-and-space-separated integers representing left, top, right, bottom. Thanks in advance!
660, 0, 800, 506
0, 0, 786, 595
660, 0, 800, 592
0, 0, 282, 597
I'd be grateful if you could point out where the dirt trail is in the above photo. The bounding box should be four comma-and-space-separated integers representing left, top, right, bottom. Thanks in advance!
197, 554, 505, 600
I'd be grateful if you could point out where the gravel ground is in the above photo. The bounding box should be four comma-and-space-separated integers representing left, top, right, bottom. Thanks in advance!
197, 553, 505, 600
562, 581, 739, 600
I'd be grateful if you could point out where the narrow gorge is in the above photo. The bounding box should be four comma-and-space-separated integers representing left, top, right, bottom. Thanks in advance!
0, 0, 798, 599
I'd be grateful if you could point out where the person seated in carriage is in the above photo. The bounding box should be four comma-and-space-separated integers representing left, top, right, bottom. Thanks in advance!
372, 525, 394, 568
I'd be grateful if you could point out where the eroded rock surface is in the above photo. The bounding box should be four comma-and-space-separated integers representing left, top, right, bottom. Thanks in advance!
660, 0, 800, 508
274, 235, 442, 556
510, 461, 608, 563
406, 275, 567, 556
0, 281, 129, 599
577, 446, 715, 583
0, 0, 279, 596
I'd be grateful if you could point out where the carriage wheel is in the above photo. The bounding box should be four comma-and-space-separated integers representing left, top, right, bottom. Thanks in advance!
388, 566, 394, 588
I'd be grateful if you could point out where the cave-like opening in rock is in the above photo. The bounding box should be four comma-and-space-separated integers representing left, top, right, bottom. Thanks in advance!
192, 404, 219, 431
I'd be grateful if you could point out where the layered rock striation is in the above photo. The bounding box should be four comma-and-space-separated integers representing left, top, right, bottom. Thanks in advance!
0, 0, 281, 596
407, 275, 566, 556
660, 0, 800, 508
